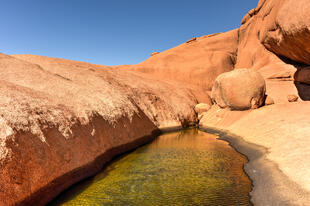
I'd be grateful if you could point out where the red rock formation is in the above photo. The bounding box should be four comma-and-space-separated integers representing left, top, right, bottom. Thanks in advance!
261, 0, 310, 65
2, 0, 310, 205
234, 0, 309, 104
287, 94, 299, 102
294, 67, 310, 85
211, 69, 266, 110
118, 30, 239, 103
0, 53, 198, 205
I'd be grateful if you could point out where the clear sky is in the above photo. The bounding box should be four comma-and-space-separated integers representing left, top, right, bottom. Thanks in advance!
0, 0, 258, 66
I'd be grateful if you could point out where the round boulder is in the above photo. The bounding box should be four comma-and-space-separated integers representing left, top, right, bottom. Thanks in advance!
265, 96, 275, 105
211, 68, 266, 110
194, 103, 211, 114
288, 94, 299, 102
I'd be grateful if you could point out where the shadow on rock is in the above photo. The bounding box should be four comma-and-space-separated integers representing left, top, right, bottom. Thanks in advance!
294, 82, 310, 101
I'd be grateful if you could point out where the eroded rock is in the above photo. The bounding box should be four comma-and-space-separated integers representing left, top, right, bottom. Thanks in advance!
151, 52, 160, 56
194, 103, 211, 114
288, 94, 299, 102
261, 0, 310, 65
0, 53, 199, 205
125, 29, 239, 94
186, 37, 197, 43
211, 68, 266, 110
265, 95, 275, 105
294, 67, 310, 85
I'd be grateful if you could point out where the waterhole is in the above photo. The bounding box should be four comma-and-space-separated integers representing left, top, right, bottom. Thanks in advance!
50, 129, 252, 205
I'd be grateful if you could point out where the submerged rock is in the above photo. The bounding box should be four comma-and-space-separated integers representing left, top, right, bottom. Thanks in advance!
211, 68, 266, 110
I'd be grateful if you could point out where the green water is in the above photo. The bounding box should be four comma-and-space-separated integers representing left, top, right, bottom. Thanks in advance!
50, 129, 252, 206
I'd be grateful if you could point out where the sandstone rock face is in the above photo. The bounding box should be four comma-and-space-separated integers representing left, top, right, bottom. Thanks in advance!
198, 112, 208, 121
211, 69, 266, 110
294, 67, 310, 85
151, 52, 160, 56
119, 29, 239, 102
194, 103, 211, 114
0, 53, 198, 206
288, 94, 299, 102
265, 96, 275, 105
3, 0, 310, 204
235, 0, 306, 103
186, 37, 197, 43
261, 0, 310, 65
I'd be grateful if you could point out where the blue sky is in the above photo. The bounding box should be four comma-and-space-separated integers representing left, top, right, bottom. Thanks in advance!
0, 0, 258, 65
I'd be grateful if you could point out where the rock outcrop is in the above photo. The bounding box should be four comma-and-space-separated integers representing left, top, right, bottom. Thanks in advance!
195, 103, 212, 121
2, 0, 310, 205
118, 29, 239, 103
294, 67, 310, 85
194, 103, 211, 114
261, 0, 310, 65
288, 94, 299, 102
234, 0, 305, 104
186, 37, 197, 43
0, 53, 198, 206
265, 95, 275, 105
151, 52, 160, 56
211, 69, 266, 110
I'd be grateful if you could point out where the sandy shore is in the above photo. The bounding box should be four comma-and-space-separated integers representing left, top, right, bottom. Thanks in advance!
200, 103, 310, 206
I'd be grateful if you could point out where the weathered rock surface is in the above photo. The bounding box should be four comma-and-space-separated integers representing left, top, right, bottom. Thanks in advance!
200, 103, 310, 205
2, 0, 310, 205
151, 52, 160, 56
294, 67, 310, 85
261, 0, 310, 65
211, 69, 266, 110
288, 94, 299, 102
0, 53, 198, 206
186, 37, 197, 43
235, 0, 306, 103
194, 103, 211, 114
198, 112, 208, 121
118, 29, 239, 102
265, 95, 275, 105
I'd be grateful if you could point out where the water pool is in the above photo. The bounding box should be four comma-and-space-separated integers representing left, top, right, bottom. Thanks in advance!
50, 129, 252, 205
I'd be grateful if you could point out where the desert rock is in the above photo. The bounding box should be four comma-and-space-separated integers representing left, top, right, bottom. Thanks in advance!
120, 29, 239, 98
194, 103, 211, 114
294, 67, 310, 85
211, 68, 266, 110
261, 0, 310, 65
151, 52, 160, 56
186, 37, 197, 43
288, 94, 299, 102
198, 112, 208, 121
265, 95, 275, 105
0, 53, 199, 205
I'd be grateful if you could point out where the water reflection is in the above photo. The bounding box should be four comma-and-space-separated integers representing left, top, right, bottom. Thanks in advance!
50, 129, 252, 206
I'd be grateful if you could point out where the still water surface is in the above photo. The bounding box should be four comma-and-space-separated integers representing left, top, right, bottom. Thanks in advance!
50, 129, 252, 205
